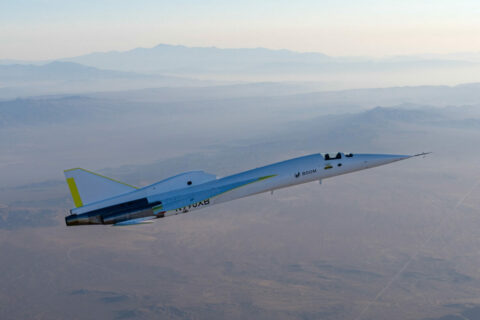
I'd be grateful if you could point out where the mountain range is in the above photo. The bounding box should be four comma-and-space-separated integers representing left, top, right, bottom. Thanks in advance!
1, 44, 479, 76
1, 44, 480, 99
60, 44, 478, 75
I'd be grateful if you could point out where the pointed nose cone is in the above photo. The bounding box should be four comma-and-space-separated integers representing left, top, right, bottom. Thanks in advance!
361, 154, 411, 169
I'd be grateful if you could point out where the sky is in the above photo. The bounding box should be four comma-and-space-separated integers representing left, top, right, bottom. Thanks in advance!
1, 0, 480, 60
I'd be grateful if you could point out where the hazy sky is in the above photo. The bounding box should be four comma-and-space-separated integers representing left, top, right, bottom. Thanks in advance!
1, 0, 480, 60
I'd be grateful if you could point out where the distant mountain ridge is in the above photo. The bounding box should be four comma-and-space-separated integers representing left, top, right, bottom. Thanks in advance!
0, 60, 210, 100
0, 61, 148, 81
2, 44, 480, 97
61, 44, 333, 74
59, 44, 477, 75
2, 44, 480, 78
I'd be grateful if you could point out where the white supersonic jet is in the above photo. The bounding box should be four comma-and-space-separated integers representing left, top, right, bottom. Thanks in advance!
64, 152, 428, 226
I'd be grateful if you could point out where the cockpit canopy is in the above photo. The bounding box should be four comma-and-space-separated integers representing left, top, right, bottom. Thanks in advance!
323, 152, 353, 160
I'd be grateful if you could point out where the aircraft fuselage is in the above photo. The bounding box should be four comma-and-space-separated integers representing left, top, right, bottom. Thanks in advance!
65, 153, 413, 226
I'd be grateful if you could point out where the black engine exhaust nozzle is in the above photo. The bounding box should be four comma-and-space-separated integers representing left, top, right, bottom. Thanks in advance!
65, 207, 156, 226
65, 213, 102, 226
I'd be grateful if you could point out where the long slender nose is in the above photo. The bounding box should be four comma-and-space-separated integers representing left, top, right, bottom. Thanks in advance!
359, 154, 410, 169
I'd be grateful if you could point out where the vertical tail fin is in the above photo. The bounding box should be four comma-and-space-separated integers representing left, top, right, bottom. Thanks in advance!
64, 168, 137, 207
